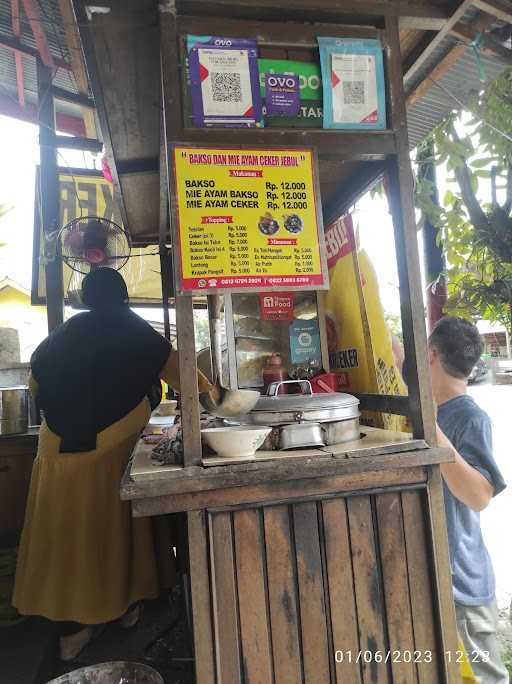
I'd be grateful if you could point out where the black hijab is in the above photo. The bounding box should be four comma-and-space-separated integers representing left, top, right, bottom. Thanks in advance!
31, 268, 171, 453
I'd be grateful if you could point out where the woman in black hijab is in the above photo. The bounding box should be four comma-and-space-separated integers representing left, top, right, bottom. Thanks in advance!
13, 268, 210, 661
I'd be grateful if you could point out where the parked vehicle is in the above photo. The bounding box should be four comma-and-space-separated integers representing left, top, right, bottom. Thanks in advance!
468, 358, 489, 383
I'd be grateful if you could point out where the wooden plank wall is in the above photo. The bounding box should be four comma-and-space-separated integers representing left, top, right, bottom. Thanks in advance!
193, 486, 447, 683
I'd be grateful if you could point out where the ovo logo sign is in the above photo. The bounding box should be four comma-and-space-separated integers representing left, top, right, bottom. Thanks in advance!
267, 75, 296, 89
214, 39, 232, 46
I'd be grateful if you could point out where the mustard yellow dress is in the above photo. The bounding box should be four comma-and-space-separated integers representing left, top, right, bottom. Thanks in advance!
12, 353, 192, 625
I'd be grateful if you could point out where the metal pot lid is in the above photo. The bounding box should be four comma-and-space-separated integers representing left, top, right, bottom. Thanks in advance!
252, 380, 359, 413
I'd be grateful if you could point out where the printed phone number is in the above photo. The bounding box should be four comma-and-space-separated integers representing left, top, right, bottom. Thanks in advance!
335, 650, 490, 664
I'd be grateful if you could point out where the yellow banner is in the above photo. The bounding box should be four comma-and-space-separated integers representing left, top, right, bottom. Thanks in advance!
172, 146, 328, 293
34, 171, 163, 305
324, 214, 408, 431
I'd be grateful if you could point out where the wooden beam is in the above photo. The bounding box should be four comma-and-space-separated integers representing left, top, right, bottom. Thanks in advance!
404, 0, 475, 85
407, 14, 495, 107
324, 161, 387, 224
21, 0, 55, 68
0, 33, 71, 72
178, 15, 380, 45
450, 22, 512, 62
57, 0, 97, 138
72, 0, 130, 232
177, 0, 451, 28
472, 0, 512, 24
37, 59, 64, 331
11, 0, 25, 107
384, 16, 437, 444
353, 393, 410, 416
407, 43, 468, 107
160, 0, 203, 468
49, 134, 103, 152
172, 128, 396, 161
51, 85, 95, 109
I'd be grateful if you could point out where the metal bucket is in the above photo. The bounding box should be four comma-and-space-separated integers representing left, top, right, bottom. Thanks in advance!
47, 661, 164, 684
0, 386, 29, 435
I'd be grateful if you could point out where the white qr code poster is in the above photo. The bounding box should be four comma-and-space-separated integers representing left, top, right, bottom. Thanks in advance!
331, 53, 378, 125
318, 37, 386, 130
188, 35, 262, 128
200, 49, 253, 117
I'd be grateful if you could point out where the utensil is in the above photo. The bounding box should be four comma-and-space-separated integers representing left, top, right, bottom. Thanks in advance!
0, 386, 29, 436
201, 425, 271, 458
199, 295, 260, 418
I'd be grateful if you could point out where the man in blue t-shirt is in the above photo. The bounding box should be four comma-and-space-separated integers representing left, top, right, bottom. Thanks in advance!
428, 316, 508, 683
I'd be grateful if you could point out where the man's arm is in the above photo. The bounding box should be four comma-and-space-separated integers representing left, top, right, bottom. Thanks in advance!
437, 425, 494, 512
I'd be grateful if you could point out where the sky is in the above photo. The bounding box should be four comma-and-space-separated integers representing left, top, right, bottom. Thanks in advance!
0, 115, 101, 289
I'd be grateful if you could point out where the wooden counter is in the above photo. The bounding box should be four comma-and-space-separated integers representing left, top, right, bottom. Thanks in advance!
122, 430, 460, 682
0, 429, 39, 540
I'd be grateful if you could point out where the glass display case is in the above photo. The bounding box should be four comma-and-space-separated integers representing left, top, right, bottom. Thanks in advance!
224, 292, 328, 390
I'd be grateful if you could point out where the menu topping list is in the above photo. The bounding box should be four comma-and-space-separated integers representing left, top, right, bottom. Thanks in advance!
173, 147, 328, 292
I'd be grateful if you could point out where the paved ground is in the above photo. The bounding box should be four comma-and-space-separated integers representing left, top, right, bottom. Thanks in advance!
468, 381, 512, 653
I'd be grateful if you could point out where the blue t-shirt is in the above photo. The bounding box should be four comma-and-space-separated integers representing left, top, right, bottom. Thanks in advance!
438, 395, 506, 606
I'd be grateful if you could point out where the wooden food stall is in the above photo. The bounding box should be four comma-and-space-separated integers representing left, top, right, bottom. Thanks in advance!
67, 0, 464, 681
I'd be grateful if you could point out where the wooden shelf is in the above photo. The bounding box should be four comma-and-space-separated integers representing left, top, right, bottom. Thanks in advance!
171, 128, 396, 161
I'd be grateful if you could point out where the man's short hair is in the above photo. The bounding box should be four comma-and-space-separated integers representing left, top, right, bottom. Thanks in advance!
428, 316, 484, 379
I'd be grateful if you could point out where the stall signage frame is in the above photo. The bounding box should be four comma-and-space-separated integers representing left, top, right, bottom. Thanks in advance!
170, 144, 329, 294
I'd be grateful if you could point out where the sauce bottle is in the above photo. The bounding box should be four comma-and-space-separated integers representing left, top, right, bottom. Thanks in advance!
262, 353, 289, 395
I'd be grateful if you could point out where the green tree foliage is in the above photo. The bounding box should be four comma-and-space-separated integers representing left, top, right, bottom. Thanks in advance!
415, 67, 512, 336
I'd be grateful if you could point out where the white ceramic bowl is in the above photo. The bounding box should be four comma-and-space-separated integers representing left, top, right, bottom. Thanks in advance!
201, 426, 272, 458
154, 399, 178, 416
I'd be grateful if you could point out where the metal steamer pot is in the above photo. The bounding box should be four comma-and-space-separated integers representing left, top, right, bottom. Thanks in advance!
245, 380, 360, 450
0, 386, 29, 436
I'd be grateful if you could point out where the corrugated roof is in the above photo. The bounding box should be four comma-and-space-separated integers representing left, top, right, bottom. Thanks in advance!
407, 43, 508, 149
0, 0, 84, 117
0, 1, 510, 147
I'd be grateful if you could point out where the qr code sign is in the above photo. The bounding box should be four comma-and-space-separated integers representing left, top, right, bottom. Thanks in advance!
343, 81, 366, 105
211, 72, 242, 103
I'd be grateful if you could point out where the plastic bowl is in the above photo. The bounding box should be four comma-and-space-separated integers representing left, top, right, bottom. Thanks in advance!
201, 425, 271, 458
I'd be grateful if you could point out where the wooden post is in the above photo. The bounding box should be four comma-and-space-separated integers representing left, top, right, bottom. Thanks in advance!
384, 17, 436, 444
37, 58, 64, 331
159, 112, 172, 343
160, 0, 202, 466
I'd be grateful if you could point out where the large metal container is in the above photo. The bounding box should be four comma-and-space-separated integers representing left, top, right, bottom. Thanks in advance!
247, 380, 360, 426
0, 386, 29, 436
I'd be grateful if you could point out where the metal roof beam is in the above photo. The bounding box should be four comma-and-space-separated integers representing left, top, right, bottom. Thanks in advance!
472, 0, 512, 24
0, 33, 71, 71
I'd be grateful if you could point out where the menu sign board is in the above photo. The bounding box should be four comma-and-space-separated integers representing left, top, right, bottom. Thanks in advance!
172, 146, 328, 293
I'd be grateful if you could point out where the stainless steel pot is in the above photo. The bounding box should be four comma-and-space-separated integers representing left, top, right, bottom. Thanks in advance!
280, 422, 325, 450
247, 380, 360, 426
0, 386, 29, 435
323, 418, 360, 445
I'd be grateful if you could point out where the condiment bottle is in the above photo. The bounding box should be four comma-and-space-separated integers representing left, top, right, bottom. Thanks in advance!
262, 353, 289, 394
